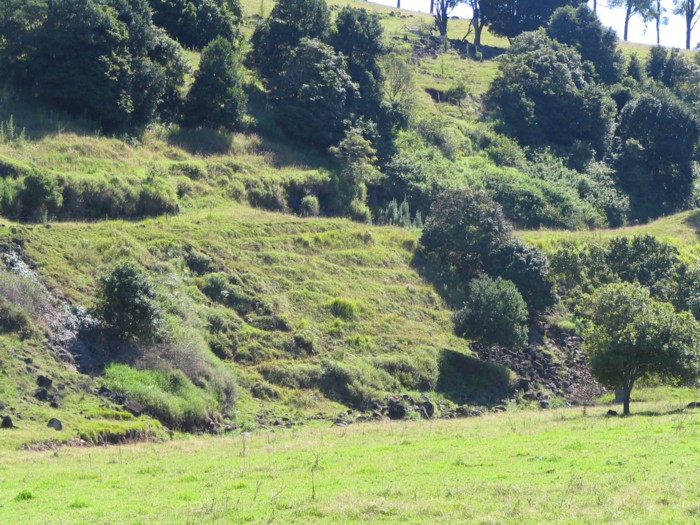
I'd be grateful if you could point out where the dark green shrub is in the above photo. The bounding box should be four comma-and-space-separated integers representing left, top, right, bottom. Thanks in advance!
182, 36, 246, 131
453, 275, 528, 351
96, 262, 162, 341
19, 171, 63, 221
437, 349, 513, 405
184, 248, 216, 276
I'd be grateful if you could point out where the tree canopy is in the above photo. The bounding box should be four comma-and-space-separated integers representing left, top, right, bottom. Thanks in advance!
182, 36, 246, 131
453, 274, 528, 351
484, 30, 616, 160
547, 4, 625, 84
614, 89, 699, 221
584, 282, 700, 415
481, 0, 584, 40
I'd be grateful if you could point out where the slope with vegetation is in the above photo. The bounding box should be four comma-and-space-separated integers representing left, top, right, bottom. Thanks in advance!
0, 0, 699, 443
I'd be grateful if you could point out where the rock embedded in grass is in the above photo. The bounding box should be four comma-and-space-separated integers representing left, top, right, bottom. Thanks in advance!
1, 415, 14, 428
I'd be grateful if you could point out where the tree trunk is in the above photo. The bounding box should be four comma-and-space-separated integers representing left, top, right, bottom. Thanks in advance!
686, 4, 693, 50
656, 0, 661, 45
621, 381, 634, 416
593, 0, 597, 13
624, 4, 632, 41
397, 0, 400, 8
430, 0, 434, 15
473, 8, 482, 48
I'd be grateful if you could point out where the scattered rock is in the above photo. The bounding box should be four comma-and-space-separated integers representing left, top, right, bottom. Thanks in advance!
493, 405, 507, 412
98, 385, 112, 397
34, 387, 49, 401
1, 415, 13, 428
124, 400, 143, 417
606, 409, 618, 417
686, 402, 699, 409
47, 418, 62, 431
37, 375, 52, 388
539, 400, 550, 409
387, 400, 407, 420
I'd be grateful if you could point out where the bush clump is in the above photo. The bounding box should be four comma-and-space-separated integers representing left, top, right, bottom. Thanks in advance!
329, 297, 358, 319
96, 262, 162, 341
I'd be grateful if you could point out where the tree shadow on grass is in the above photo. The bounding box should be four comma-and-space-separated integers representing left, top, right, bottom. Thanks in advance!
166, 127, 234, 156
436, 348, 512, 406
681, 210, 700, 239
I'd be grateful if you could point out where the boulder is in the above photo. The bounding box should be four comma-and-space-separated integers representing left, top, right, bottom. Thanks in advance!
47, 418, 62, 431
124, 400, 143, 417
387, 401, 407, 420
1, 415, 13, 429
686, 402, 699, 409
36, 375, 52, 388
606, 409, 618, 417
34, 388, 49, 401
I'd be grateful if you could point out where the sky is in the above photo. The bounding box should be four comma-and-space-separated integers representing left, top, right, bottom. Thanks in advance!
368, 0, 699, 50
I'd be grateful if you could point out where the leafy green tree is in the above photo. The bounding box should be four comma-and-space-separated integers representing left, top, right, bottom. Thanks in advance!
1, 0, 187, 131
418, 188, 555, 315
152, 27, 192, 121
548, 5, 625, 84
329, 126, 380, 219
248, 0, 331, 83
614, 90, 698, 221
97, 262, 163, 341
275, 38, 358, 148
453, 275, 528, 353
332, 7, 384, 118
608, 0, 653, 41
149, 0, 241, 50
183, 36, 246, 131
480, 0, 583, 40
484, 30, 616, 159
489, 238, 557, 317
584, 282, 700, 415
605, 235, 681, 293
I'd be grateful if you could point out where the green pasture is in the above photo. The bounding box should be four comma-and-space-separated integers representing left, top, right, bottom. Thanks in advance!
1, 388, 699, 524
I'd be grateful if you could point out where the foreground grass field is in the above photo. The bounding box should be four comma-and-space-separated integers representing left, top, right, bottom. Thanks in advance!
1, 388, 699, 524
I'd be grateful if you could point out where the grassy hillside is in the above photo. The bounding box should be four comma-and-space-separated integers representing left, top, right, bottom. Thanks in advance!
0, 0, 692, 444
521, 209, 700, 260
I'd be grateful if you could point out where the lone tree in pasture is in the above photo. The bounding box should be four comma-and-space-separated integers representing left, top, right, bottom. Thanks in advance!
453, 274, 528, 357
583, 282, 700, 415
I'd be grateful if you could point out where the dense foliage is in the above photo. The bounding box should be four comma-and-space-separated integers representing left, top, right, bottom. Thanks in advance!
583, 282, 700, 415
182, 36, 246, 131
96, 262, 163, 341
453, 274, 528, 351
